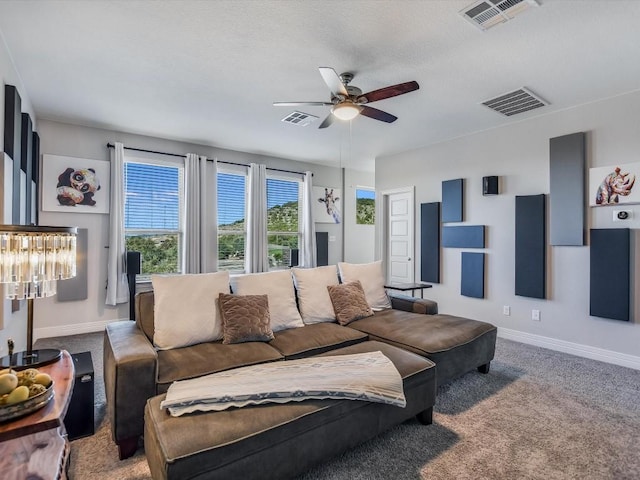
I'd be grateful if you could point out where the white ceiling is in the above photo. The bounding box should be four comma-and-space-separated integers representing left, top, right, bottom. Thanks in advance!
1, 1, 639, 172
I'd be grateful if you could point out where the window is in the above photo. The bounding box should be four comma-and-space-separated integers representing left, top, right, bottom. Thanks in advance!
217, 168, 247, 272
124, 158, 184, 280
356, 188, 375, 225
267, 175, 301, 269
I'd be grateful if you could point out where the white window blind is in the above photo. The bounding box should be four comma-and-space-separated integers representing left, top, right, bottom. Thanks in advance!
217, 170, 247, 272
266, 175, 301, 269
124, 159, 184, 279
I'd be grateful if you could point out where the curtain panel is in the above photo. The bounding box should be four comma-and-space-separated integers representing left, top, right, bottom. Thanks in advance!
300, 171, 317, 267
185, 154, 217, 273
105, 142, 129, 305
245, 163, 268, 273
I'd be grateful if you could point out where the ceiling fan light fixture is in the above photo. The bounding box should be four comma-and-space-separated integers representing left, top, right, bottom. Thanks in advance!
331, 102, 361, 121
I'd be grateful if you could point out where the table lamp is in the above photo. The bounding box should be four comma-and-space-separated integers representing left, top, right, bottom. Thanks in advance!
0, 225, 77, 369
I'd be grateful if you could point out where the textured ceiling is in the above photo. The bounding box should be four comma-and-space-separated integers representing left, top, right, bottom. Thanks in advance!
1, 1, 639, 171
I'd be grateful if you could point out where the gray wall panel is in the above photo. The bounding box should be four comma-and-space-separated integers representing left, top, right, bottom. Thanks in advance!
550, 132, 585, 245
58, 228, 88, 301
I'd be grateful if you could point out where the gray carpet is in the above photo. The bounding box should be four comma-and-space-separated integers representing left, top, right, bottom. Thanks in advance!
35, 334, 640, 480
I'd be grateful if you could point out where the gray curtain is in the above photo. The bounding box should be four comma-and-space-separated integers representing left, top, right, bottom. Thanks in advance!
105, 142, 129, 305
300, 171, 316, 267
245, 163, 268, 272
185, 154, 217, 273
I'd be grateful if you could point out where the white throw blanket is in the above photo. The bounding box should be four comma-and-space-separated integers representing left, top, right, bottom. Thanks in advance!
161, 351, 406, 416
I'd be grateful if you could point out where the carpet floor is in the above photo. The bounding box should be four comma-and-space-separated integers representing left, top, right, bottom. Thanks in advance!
35, 333, 640, 480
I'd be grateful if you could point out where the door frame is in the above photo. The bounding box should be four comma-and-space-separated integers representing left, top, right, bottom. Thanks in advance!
379, 186, 415, 283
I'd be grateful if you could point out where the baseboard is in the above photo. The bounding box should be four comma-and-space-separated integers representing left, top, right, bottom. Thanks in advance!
498, 327, 640, 371
34, 318, 128, 341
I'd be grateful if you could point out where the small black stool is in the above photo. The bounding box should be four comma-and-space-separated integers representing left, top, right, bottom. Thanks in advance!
64, 351, 95, 440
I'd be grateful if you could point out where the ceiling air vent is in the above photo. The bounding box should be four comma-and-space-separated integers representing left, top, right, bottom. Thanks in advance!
281, 111, 318, 127
482, 87, 548, 116
461, 0, 539, 31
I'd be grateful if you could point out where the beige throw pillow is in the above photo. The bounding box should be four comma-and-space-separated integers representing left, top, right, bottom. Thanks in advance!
327, 281, 374, 326
152, 271, 230, 350
218, 293, 274, 344
338, 261, 391, 311
230, 270, 305, 332
292, 265, 339, 324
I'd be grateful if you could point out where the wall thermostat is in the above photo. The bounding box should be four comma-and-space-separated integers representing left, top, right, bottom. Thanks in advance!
613, 210, 633, 221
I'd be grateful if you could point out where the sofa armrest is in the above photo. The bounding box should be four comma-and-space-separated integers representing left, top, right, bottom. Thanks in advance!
104, 321, 157, 447
390, 294, 438, 315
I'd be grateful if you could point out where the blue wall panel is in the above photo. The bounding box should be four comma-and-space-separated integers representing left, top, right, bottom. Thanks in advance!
515, 194, 546, 299
590, 229, 629, 321
420, 202, 440, 283
442, 178, 463, 223
442, 225, 485, 248
461, 252, 485, 298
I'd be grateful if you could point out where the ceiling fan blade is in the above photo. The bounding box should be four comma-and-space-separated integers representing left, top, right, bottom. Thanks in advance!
319, 67, 348, 97
318, 114, 335, 129
273, 101, 332, 107
359, 106, 398, 123
358, 81, 419, 103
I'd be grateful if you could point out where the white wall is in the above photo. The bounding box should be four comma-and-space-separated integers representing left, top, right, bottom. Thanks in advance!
376, 90, 640, 365
0, 32, 36, 358
344, 168, 375, 263
29, 119, 346, 339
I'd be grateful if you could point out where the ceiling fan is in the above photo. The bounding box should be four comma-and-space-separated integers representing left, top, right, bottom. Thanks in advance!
274, 67, 419, 129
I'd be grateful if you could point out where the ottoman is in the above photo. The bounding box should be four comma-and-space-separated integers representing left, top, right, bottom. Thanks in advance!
144, 341, 436, 480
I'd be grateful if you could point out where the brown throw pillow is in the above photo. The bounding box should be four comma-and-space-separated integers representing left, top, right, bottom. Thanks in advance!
218, 293, 274, 344
327, 281, 374, 326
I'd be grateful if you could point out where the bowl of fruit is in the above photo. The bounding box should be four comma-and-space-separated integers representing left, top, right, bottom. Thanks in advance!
0, 368, 54, 422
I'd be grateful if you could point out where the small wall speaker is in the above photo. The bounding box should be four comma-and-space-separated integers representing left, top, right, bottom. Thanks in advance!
483, 176, 499, 196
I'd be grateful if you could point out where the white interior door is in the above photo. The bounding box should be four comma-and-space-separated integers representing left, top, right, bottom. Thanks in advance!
386, 189, 414, 284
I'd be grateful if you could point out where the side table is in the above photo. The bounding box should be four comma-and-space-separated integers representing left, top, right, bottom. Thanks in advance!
384, 282, 433, 299
0, 350, 75, 480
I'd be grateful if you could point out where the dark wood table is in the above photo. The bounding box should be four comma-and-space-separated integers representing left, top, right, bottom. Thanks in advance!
384, 282, 433, 298
0, 350, 75, 480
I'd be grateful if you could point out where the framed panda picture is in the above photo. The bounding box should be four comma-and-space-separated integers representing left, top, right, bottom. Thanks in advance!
41, 154, 110, 214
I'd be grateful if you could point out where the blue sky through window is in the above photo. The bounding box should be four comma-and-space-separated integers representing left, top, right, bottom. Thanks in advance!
125, 165, 300, 228
356, 188, 375, 200
125, 163, 180, 229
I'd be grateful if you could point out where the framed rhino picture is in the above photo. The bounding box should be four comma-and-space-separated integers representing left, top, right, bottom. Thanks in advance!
313, 186, 341, 224
589, 162, 639, 207
41, 154, 110, 213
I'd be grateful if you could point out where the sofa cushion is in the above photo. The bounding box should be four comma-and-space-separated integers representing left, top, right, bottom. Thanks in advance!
151, 272, 230, 350
327, 281, 374, 326
268, 323, 368, 360
291, 265, 339, 324
219, 293, 274, 344
156, 341, 283, 392
231, 270, 305, 332
337, 261, 391, 311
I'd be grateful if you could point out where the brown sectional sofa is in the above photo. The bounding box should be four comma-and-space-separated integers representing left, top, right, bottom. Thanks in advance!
104, 287, 497, 472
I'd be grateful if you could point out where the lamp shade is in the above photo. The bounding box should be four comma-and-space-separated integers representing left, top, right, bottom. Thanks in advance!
0, 225, 78, 300
331, 102, 362, 121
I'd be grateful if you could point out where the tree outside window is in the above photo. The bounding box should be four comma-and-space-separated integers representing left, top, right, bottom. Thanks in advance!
356, 188, 375, 225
